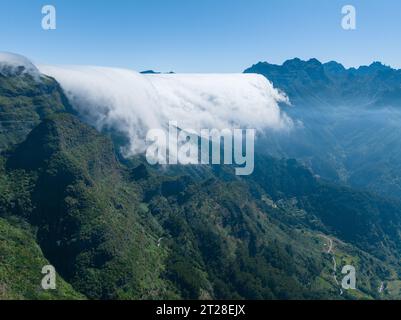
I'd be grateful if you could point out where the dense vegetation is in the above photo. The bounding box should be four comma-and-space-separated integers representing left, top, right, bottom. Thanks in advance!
1, 68, 401, 300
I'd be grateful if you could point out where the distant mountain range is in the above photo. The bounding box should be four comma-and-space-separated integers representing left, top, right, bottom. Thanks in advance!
140, 70, 175, 74
245, 58, 401, 199
245, 58, 401, 108
1, 54, 401, 300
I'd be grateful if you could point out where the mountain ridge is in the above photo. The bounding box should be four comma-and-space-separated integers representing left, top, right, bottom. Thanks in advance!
247, 58, 396, 74
1, 53, 401, 300
244, 57, 401, 108
245, 57, 401, 199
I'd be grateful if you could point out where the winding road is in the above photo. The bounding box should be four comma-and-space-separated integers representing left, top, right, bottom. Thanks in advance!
320, 235, 343, 295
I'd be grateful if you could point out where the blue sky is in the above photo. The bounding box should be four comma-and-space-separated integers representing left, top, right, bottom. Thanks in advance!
1, 0, 400, 72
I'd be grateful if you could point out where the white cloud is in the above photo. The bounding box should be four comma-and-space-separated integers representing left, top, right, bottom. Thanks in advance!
38, 64, 292, 156
0, 52, 40, 78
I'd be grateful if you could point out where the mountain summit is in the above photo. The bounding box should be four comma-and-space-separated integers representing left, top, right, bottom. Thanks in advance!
244, 58, 401, 107
0, 52, 40, 78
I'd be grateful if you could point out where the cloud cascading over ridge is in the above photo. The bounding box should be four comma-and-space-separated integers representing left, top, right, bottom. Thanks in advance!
38, 64, 292, 155
0, 52, 40, 78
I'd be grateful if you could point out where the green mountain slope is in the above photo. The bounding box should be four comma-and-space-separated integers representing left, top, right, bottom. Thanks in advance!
0, 72, 72, 151
2, 112, 401, 299
0, 215, 84, 300
2, 114, 178, 299
1, 68, 401, 300
248, 156, 401, 261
